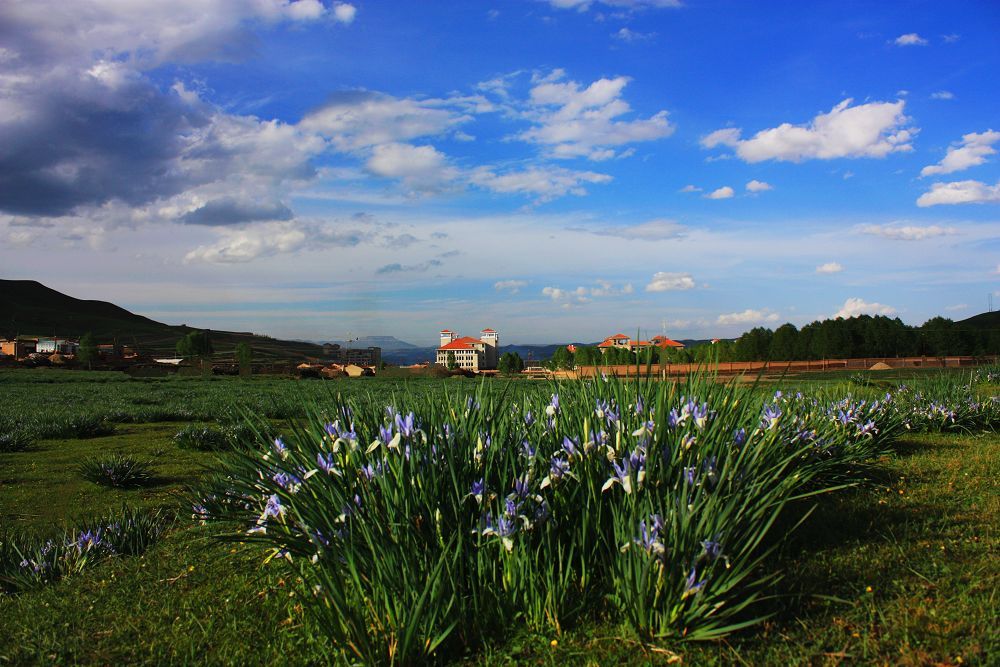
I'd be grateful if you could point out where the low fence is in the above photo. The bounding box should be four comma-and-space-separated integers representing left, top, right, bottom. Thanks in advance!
572, 355, 999, 379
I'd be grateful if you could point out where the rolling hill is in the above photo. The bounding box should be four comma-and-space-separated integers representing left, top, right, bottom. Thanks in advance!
0, 279, 326, 360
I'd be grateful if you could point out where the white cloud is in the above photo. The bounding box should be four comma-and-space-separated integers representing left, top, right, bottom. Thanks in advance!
857, 224, 959, 241
614, 27, 656, 42
702, 99, 916, 163
834, 297, 896, 318
930, 90, 955, 100
515, 72, 674, 160
716, 309, 780, 326
365, 143, 456, 191
184, 220, 370, 263
300, 91, 474, 152
587, 219, 687, 240
920, 130, 999, 177
645, 272, 695, 292
469, 165, 612, 202
916, 179, 1000, 207
546, 0, 683, 10
816, 262, 843, 274
893, 33, 928, 46
705, 186, 734, 199
679, 184, 702, 193
332, 3, 357, 24
543, 280, 634, 302
494, 280, 528, 294
745, 179, 773, 193
945, 303, 968, 312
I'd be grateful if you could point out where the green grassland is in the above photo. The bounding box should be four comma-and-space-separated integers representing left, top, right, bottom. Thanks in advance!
1, 369, 997, 665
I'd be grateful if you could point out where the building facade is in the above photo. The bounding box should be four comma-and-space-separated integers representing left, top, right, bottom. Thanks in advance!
596, 333, 685, 354
435, 328, 499, 371
323, 344, 382, 368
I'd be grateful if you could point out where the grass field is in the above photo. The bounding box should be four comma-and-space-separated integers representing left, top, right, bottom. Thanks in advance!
1, 369, 996, 665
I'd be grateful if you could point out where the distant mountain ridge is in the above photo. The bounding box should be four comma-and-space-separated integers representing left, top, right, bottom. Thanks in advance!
0, 279, 326, 360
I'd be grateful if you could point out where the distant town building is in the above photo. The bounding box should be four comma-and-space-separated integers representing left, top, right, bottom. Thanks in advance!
36, 338, 79, 355
435, 328, 499, 371
0, 337, 38, 359
323, 343, 382, 368
596, 333, 685, 354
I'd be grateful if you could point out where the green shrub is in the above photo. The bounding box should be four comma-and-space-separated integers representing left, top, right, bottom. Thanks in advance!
173, 425, 229, 451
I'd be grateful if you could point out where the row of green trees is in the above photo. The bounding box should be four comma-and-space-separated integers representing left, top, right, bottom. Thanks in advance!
544, 315, 997, 368
729, 315, 997, 361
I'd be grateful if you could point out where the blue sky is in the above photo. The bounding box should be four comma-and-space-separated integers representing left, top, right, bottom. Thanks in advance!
1, 0, 997, 344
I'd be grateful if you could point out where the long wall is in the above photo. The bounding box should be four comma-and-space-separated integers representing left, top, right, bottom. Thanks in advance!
572, 355, 999, 378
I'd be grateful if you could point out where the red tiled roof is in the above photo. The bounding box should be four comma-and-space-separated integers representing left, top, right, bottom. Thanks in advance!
610, 333, 629, 339
438, 336, 483, 351
440, 329, 453, 333
481, 328, 496, 333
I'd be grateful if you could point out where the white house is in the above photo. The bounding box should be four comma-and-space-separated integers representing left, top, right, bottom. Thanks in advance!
435, 328, 499, 371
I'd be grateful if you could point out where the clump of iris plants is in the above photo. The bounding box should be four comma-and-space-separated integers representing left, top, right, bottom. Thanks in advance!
79, 453, 157, 488
193, 373, 994, 664
0, 505, 169, 593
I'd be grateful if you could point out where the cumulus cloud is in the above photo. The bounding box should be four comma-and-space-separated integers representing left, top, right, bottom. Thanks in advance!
930, 90, 955, 100
543, 280, 634, 304
546, 0, 682, 10
834, 297, 896, 318
184, 220, 370, 263
469, 165, 612, 202
716, 309, 780, 326
514, 72, 674, 160
180, 198, 293, 226
0, 1, 335, 220
916, 179, 1000, 207
893, 33, 928, 46
332, 3, 357, 24
645, 272, 695, 292
701, 99, 916, 163
678, 184, 702, 193
494, 280, 528, 294
816, 262, 843, 274
614, 28, 656, 42
745, 179, 773, 193
586, 219, 687, 241
300, 91, 477, 152
365, 143, 457, 191
705, 186, 734, 199
376, 259, 443, 275
920, 130, 999, 177
857, 224, 959, 240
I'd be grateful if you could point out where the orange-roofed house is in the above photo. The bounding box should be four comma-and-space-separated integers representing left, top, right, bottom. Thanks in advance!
435, 328, 499, 371
596, 333, 685, 355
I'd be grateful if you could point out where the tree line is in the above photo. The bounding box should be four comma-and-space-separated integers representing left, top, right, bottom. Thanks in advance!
544, 315, 997, 368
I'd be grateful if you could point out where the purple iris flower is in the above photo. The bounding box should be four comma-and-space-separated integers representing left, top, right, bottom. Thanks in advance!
379, 423, 394, 444
513, 476, 531, 499
683, 466, 697, 486
634, 395, 645, 416
272, 437, 288, 457
317, 452, 338, 475
733, 428, 747, 447
683, 568, 707, 598
395, 412, 416, 438
263, 494, 284, 519
701, 539, 722, 561
471, 478, 485, 502
524, 411, 535, 427
521, 440, 536, 458
562, 436, 579, 457
760, 404, 782, 430
549, 455, 570, 481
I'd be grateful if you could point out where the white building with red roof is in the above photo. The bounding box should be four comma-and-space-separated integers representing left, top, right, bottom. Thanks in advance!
436, 328, 499, 371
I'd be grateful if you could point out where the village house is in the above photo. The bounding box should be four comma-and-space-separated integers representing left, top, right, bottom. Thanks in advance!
36, 338, 79, 355
0, 336, 38, 359
322, 343, 382, 368
596, 333, 685, 354
435, 328, 499, 371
